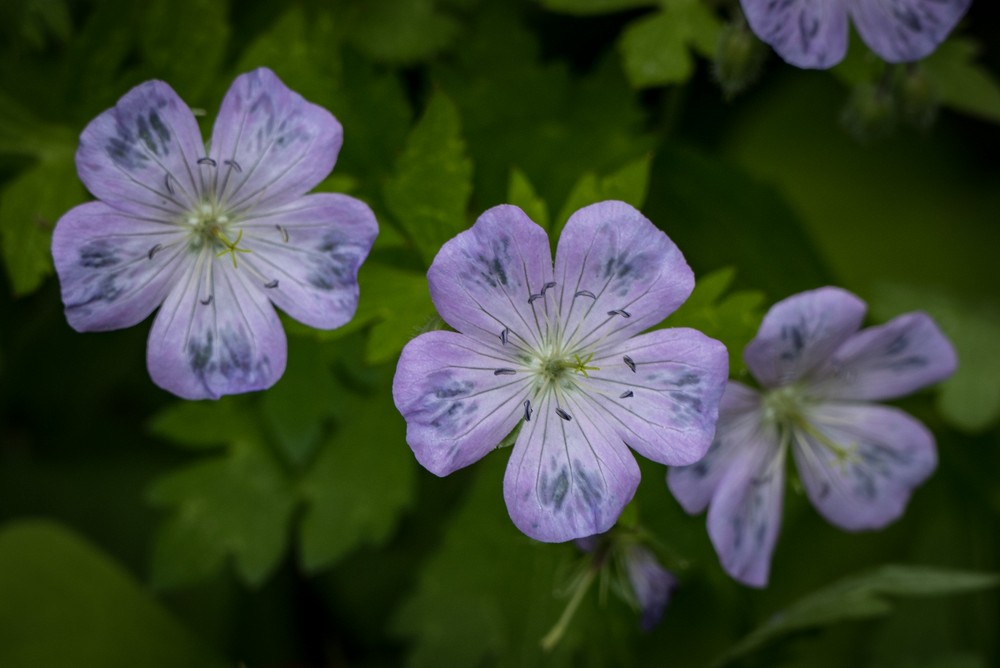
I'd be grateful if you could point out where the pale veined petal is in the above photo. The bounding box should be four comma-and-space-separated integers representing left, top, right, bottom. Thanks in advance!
583, 327, 729, 466
76, 80, 206, 217
147, 253, 286, 399
552, 201, 694, 352
52, 202, 187, 331
208, 68, 342, 215
239, 193, 378, 329
428, 204, 555, 351
792, 402, 936, 531
503, 389, 641, 542
848, 0, 971, 63
740, 0, 850, 69
392, 330, 531, 476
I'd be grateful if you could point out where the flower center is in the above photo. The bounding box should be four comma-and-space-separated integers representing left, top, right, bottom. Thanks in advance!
762, 385, 804, 425
532, 346, 599, 393
185, 201, 251, 267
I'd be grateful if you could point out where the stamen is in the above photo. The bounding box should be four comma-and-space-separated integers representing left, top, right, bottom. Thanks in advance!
224, 159, 243, 172
147, 243, 163, 260
574, 290, 597, 300
197, 157, 217, 167
264, 279, 279, 289
523, 399, 533, 422
607, 309, 631, 318
200, 294, 214, 306
619, 390, 634, 399
164, 173, 175, 195
494, 368, 517, 376
275, 224, 289, 243
623, 355, 636, 372
555, 407, 572, 421
541, 281, 557, 294
528, 293, 544, 304
500, 327, 510, 345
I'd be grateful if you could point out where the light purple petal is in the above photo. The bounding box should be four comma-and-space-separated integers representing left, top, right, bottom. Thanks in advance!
52, 202, 187, 331
552, 201, 694, 351
816, 312, 957, 401
623, 544, 677, 631
582, 328, 728, 467
668, 381, 764, 514
208, 68, 342, 215
740, 0, 849, 69
147, 255, 286, 399
745, 287, 866, 389
504, 390, 640, 542
428, 205, 554, 350
706, 417, 785, 588
76, 80, 206, 217
392, 330, 530, 476
239, 193, 378, 329
849, 0, 971, 63
793, 402, 936, 531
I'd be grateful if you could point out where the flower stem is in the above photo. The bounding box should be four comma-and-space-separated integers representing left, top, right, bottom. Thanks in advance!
541, 566, 597, 652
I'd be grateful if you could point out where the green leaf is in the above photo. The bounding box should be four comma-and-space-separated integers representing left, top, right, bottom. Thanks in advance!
0, 147, 86, 296
138, 0, 229, 102
618, 1, 721, 89
261, 337, 340, 467
298, 386, 416, 572
871, 283, 1000, 433
553, 154, 652, 236
0, 520, 224, 668
662, 267, 765, 375
507, 167, 550, 231
539, 0, 656, 14
147, 424, 296, 588
0, 90, 76, 157
713, 565, 1000, 667
922, 39, 1000, 125
383, 90, 473, 267
148, 397, 255, 450
343, 0, 460, 65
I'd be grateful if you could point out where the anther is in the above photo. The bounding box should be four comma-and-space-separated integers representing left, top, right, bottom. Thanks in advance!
200, 295, 214, 306
499, 327, 509, 345
528, 293, 544, 304
623, 355, 636, 372
147, 243, 163, 260
541, 281, 556, 294
224, 159, 243, 172
264, 279, 279, 289
523, 399, 533, 422
494, 368, 517, 376
555, 407, 572, 421
574, 290, 597, 300
197, 157, 217, 167
607, 309, 631, 318
164, 174, 175, 194
275, 224, 289, 243
619, 390, 634, 399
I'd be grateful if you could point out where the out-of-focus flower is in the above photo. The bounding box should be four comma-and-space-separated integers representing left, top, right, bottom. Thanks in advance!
669, 287, 957, 587
393, 201, 728, 542
740, 0, 971, 69
52, 68, 377, 399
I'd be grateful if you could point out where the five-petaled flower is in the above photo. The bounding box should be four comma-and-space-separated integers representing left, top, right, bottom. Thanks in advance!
741, 0, 971, 69
392, 201, 728, 542
668, 287, 957, 587
52, 68, 378, 399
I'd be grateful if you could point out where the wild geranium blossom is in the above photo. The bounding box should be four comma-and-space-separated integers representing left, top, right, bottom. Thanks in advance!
741, 0, 971, 69
668, 287, 957, 587
52, 68, 377, 399
392, 201, 728, 542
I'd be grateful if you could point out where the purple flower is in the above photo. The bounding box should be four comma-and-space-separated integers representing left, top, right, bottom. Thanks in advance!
392, 201, 728, 542
51, 68, 377, 399
668, 287, 957, 587
741, 0, 971, 69
622, 543, 678, 631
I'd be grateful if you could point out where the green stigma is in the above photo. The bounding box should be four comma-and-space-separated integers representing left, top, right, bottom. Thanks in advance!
570, 353, 600, 378
215, 228, 252, 268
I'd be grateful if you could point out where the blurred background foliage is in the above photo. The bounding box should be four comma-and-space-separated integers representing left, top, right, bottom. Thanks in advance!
1, 0, 998, 666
